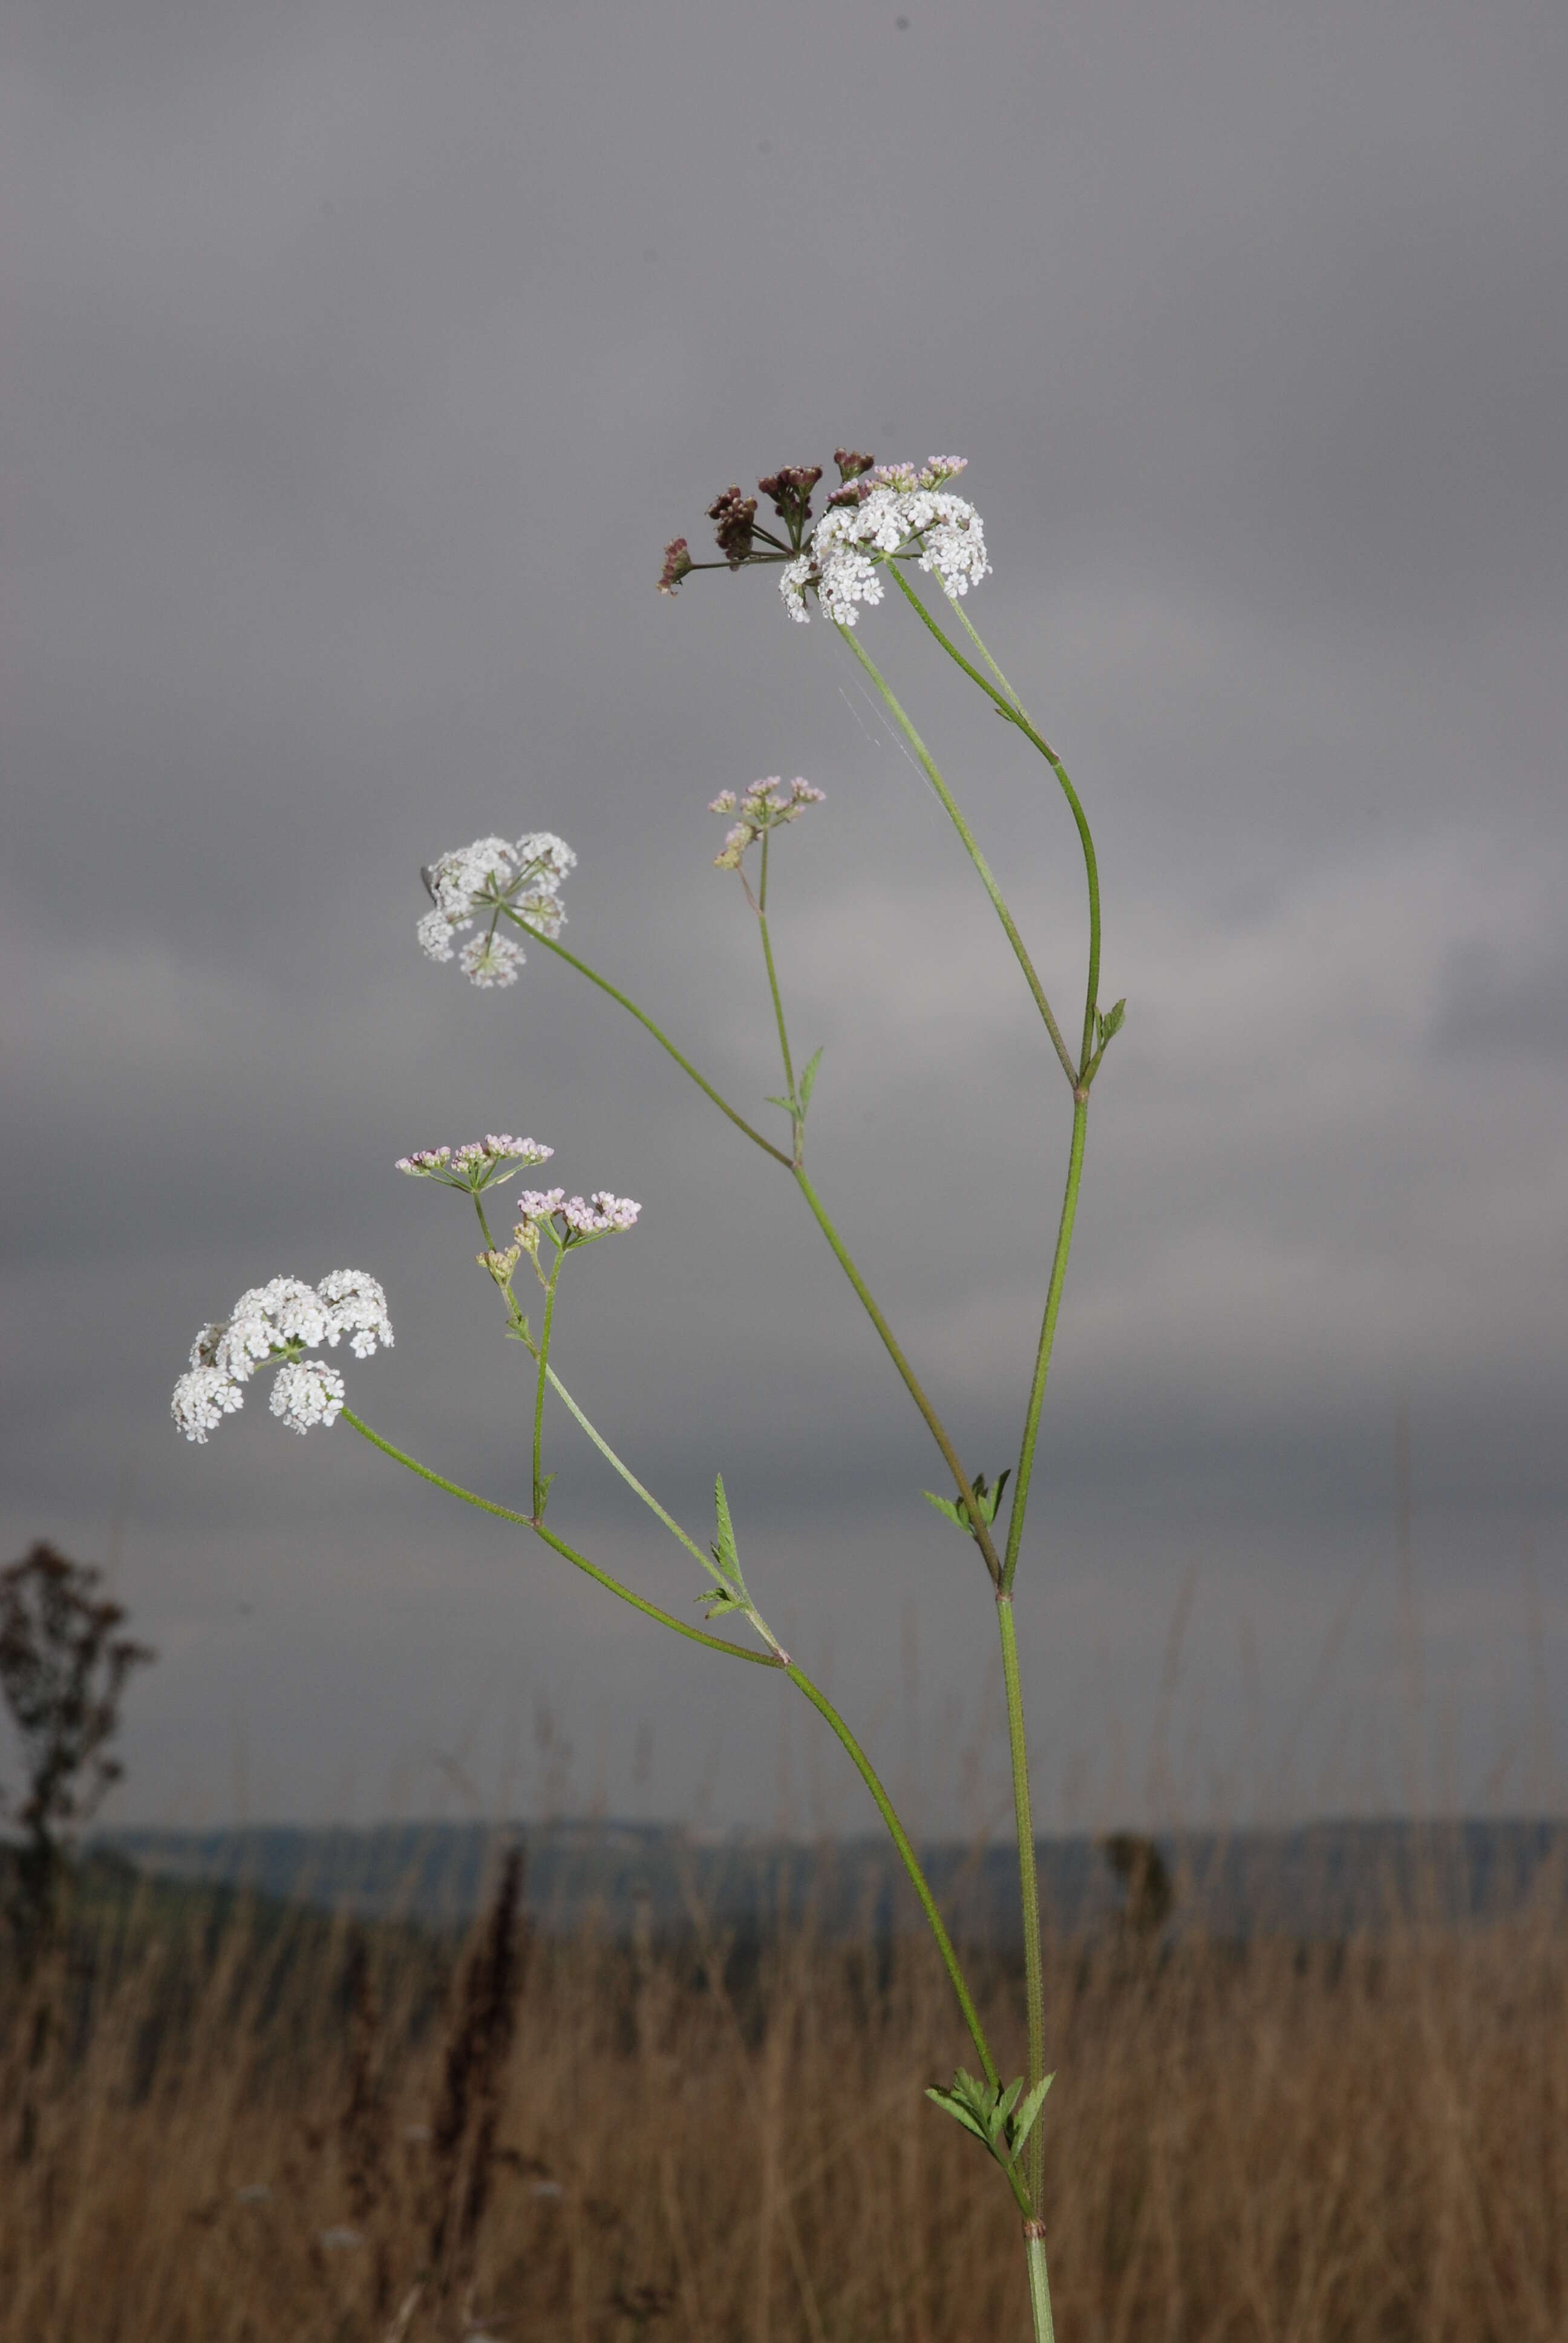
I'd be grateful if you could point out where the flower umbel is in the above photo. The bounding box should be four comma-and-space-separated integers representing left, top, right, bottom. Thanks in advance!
785, 465, 987, 627
709, 776, 826, 870
515, 1188, 641, 1247
417, 831, 575, 983
396, 1135, 554, 1194
172, 1273, 392, 1442
662, 452, 986, 628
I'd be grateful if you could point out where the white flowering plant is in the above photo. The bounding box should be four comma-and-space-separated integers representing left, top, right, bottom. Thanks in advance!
177, 451, 1120, 2343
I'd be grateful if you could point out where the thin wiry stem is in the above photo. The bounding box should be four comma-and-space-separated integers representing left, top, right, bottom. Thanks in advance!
793, 1165, 1002, 1587
834, 621, 1080, 1090
885, 569, 1102, 1076
508, 916, 793, 1168
339, 1409, 777, 1666
1002, 1097, 1088, 1596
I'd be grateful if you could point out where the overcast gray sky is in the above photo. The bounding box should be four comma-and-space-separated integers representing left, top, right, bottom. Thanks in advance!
4, 0, 1564, 1836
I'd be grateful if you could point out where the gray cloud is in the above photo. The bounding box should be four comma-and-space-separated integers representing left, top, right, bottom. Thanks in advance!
3, 0, 1564, 1832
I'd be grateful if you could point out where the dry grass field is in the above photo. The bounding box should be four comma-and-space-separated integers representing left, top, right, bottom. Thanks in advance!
2, 1847, 1565, 2343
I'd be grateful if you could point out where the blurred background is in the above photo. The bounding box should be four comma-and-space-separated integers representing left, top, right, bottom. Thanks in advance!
3, 0, 1564, 1834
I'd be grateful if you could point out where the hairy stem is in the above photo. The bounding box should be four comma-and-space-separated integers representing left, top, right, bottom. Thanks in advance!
1024, 2226, 1057, 2343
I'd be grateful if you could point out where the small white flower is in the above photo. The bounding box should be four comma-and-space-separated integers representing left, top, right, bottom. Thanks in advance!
418, 830, 575, 976
459, 932, 523, 988
317, 1269, 394, 1360
515, 1188, 640, 1241
417, 908, 457, 963
173, 1273, 390, 1443
782, 463, 987, 626
172, 1366, 245, 1444
484, 1134, 552, 1162
709, 775, 826, 867
396, 1147, 453, 1175
780, 555, 812, 623
563, 1191, 641, 1234
515, 1187, 566, 1223
269, 1358, 346, 1434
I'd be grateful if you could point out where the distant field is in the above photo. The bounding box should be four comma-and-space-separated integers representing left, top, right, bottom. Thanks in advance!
2, 1830, 1565, 2341
101, 1811, 1568, 1938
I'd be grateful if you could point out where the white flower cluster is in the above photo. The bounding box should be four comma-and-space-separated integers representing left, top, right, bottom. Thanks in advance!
515, 1188, 642, 1242
396, 1135, 553, 1191
708, 776, 826, 869
779, 458, 987, 626
417, 831, 576, 984
172, 1271, 393, 1443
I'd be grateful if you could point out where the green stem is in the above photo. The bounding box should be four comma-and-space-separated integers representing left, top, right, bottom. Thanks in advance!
792, 1164, 1002, 1588
1002, 1097, 1088, 1595
512, 1345, 1007, 2131
756, 830, 799, 1144
953, 598, 1031, 723
533, 1249, 563, 1516
345, 1406, 1007, 2151
540, 1357, 710, 1570
886, 571, 1103, 1075
339, 1409, 777, 1668
1023, 2227, 1057, 2343
996, 1594, 1047, 2217
784, 1663, 1017, 2157
506, 916, 794, 1168
835, 621, 1079, 1090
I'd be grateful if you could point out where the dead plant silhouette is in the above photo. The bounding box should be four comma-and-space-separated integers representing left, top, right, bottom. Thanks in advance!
0, 1542, 155, 1957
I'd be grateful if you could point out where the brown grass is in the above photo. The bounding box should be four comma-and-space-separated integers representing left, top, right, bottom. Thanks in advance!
1, 1855, 1564, 2343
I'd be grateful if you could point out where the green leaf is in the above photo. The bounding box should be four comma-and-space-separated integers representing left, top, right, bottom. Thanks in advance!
765, 1094, 796, 1113
712, 1474, 741, 1588
922, 1490, 965, 1528
925, 2086, 990, 2145
992, 2077, 1024, 2140
1006, 2073, 1054, 2158
536, 1470, 557, 1515
799, 1047, 825, 1115
1096, 997, 1126, 1047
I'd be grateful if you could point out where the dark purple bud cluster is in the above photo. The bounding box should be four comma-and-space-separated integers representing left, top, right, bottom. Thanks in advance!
659, 448, 878, 592
707, 486, 759, 567
758, 465, 823, 538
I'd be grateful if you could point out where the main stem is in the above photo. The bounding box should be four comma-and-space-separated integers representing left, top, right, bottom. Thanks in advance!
1002, 1096, 1088, 1594
996, 1593, 1047, 2218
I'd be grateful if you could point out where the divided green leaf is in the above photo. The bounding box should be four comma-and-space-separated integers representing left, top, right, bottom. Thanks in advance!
799, 1047, 825, 1114
697, 1473, 750, 1619
927, 2064, 1055, 2168
921, 1470, 1011, 1539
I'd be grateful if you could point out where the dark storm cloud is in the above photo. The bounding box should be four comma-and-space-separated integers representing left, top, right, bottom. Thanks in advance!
2, 0, 1564, 1827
